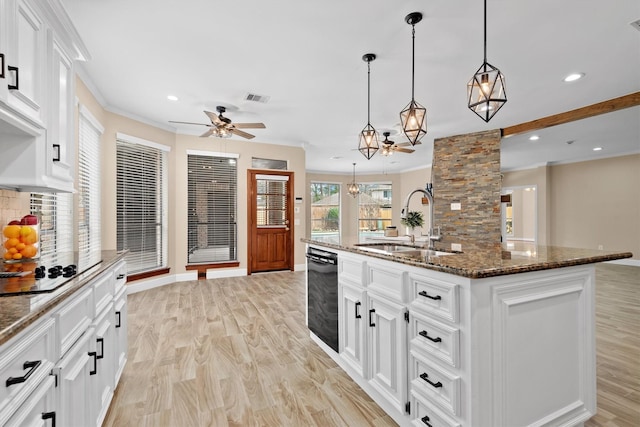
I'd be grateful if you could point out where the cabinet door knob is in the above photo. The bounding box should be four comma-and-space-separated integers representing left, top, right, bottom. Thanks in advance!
418, 330, 442, 343
355, 301, 361, 319
369, 309, 376, 327
5, 360, 41, 387
419, 372, 443, 388
7, 65, 18, 90
42, 411, 56, 427
418, 290, 441, 301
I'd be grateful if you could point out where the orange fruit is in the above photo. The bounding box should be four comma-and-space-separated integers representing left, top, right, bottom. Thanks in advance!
19, 226, 33, 238
20, 245, 37, 258
4, 238, 19, 249
15, 242, 26, 251
8, 247, 17, 254
12, 253, 22, 260
22, 231, 38, 245
3, 252, 13, 260
3, 225, 20, 239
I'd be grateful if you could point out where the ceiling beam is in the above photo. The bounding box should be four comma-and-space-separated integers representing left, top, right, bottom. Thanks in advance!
501, 91, 640, 138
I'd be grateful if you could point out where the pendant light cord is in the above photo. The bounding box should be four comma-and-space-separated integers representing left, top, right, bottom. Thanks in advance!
367, 61, 371, 124
483, 0, 487, 65
411, 24, 416, 100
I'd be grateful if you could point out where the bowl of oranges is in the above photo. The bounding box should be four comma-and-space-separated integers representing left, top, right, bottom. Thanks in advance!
3, 215, 40, 262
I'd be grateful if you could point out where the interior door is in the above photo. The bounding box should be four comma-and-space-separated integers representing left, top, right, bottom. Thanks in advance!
248, 170, 294, 274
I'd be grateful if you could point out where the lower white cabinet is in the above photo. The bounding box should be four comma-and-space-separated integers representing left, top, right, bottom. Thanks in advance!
367, 292, 408, 414
0, 257, 128, 427
338, 281, 366, 376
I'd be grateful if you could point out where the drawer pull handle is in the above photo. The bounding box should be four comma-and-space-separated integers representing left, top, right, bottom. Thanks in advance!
42, 411, 56, 427
355, 301, 362, 319
6, 360, 41, 387
419, 330, 442, 343
88, 352, 97, 375
0, 53, 4, 78
7, 65, 18, 90
369, 308, 376, 327
116, 311, 122, 328
117, 273, 125, 280
96, 338, 104, 359
418, 290, 441, 301
420, 372, 443, 388
421, 415, 433, 426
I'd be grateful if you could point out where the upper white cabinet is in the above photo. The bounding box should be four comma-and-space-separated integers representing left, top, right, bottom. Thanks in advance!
0, 0, 89, 192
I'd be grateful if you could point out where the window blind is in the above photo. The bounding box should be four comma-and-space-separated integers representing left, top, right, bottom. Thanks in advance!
187, 153, 237, 263
78, 108, 103, 254
117, 137, 168, 274
30, 192, 73, 257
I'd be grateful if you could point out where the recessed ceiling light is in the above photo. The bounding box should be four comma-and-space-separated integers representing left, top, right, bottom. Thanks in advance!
563, 73, 585, 82
593, 147, 603, 151
167, 95, 178, 101
330, 156, 342, 160
529, 135, 539, 141
566, 140, 575, 145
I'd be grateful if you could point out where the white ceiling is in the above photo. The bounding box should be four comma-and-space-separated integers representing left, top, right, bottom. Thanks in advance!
61, 0, 640, 174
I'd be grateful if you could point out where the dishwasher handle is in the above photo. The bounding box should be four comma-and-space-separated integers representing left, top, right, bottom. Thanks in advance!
305, 253, 336, 265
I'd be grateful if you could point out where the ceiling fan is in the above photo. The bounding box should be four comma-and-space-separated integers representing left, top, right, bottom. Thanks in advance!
169, 106, 265, 139
380, 131, 415, 155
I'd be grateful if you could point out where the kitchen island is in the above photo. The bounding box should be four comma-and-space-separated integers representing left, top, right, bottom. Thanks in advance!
303, 238, 632, 427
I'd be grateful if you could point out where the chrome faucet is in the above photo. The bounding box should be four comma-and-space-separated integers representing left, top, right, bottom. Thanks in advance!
401, 183, 441, 249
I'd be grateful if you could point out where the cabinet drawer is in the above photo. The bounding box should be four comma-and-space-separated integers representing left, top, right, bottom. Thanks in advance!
0, 318, 55, 420
410, 351, 461, 416
410, 311, 460, 368
4, 374, 55, 427
367, 262, 407, 303
55, 287, 93, 359
411, 390, 461, 427
409, 273, 459, 323
338, 254, 366, 285
93, 270, 115, 316
113, 261, 127, 294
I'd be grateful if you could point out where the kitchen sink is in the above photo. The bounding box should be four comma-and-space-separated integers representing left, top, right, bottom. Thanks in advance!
354, 243, 455, 259
392, 249, 454, 260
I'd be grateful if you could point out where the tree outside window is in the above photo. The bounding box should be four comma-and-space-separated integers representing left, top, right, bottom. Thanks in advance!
310, 183, 340, 244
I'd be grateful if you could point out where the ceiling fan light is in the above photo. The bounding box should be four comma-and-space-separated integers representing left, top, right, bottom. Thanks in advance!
467, 61, 507, 122
358, 124, 379, 160
400, 99, 427, 145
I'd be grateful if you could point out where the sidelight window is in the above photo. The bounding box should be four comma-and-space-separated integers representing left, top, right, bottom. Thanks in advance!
187, 152, 238, 263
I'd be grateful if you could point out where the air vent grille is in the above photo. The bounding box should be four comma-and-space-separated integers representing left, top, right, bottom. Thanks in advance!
631, 19, 640, 32
245, 93, 270, 103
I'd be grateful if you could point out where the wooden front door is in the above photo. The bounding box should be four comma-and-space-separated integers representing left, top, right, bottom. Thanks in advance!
247, 170, 294, 274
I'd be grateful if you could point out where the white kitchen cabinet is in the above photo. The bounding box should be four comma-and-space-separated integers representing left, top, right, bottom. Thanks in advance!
367, 292, 408, 415
113, 284, 128, 385
90, 302, 116, 427
338, 281, 366, 376
55, 328, 93, 427
4, 374, 56, 427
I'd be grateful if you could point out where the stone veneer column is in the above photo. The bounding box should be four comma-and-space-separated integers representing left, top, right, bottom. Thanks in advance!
431, 129, 502, 246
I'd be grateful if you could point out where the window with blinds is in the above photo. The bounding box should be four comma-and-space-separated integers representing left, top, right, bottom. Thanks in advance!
256, 175, 288, 227
310, 182, 340, 244
187, 152, 237, 263
30, 192, 73, 257
117, 136, 168, 274
358, 183, 392, 242
78, 107, 103, 254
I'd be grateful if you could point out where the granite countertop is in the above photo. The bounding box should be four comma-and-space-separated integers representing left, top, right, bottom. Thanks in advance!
0, 250, 127, 346
302, 238, 633, 279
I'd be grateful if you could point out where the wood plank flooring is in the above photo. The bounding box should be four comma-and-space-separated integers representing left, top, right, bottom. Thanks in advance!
104, 264, 639, 426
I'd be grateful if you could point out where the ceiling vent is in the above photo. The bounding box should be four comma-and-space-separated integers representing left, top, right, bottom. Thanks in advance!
631, 19, 640, 32
245, 93, 270, 103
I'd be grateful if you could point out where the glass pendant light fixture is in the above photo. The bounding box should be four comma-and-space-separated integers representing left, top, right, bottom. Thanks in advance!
400, 12, 427, 146
347, 163, 360, 197
358, 53, 379, 160
467, 0, 507, 122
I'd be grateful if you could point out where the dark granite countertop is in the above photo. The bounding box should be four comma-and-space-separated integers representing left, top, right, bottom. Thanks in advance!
302, 238, 633, 279
0, 250, 127, 346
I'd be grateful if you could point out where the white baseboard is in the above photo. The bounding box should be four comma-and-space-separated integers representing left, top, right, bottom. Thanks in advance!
206, 268, 247, 279
606, 258, 640, 267
294, 263, 306, 272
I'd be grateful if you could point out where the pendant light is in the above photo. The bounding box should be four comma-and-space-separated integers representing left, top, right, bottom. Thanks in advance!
400, 12, 427, 146
347, 163, 360, 197
467, 0, 507, 122
358, 53, 379, 160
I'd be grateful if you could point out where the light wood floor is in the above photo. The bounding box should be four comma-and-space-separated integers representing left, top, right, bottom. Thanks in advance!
104, 264, 639, 427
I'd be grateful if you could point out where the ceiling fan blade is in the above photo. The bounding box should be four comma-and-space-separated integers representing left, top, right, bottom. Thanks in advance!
169, 120, 210, 126
395, 147, 415, 153
231, 128, 255, 139
233, 122, 266, 129
200, 128, 215, 138
204, 110, 224, 125
396, 142, 414, 147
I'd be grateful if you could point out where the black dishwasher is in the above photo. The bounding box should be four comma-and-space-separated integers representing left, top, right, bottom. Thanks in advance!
306, 247, 339, 352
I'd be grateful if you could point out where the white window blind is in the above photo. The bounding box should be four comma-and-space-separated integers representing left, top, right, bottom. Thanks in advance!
187, 153, 237, 263
78, 108, 103, 254
30, 192, 73, 257
117, 137, 168, 274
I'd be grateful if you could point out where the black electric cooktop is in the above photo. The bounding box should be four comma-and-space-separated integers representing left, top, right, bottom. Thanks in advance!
0, 252, 103, 296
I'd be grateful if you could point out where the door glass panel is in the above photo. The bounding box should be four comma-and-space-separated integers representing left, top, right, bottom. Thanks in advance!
256, 179, 288, 227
